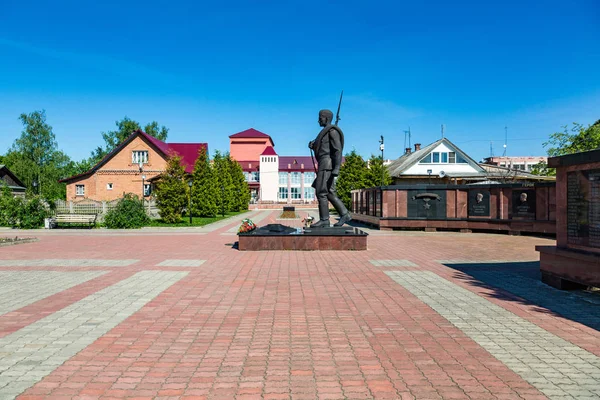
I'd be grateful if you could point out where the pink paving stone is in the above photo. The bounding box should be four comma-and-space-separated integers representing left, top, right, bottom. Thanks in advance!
2, 210, 597, 399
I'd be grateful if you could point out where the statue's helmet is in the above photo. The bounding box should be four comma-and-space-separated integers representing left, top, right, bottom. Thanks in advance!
319, 109, 334, 124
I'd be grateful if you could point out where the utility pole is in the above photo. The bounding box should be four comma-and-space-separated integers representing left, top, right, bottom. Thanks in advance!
379, 136, 385, 187
502, 126, 508, 156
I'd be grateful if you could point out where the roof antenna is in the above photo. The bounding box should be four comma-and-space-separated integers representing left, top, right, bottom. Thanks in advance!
502, 126, 507, 156
490, 141, 494, 158
441, 124, 445, 138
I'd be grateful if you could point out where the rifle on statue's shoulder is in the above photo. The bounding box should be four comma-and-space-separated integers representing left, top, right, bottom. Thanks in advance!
335, 90, 343, 126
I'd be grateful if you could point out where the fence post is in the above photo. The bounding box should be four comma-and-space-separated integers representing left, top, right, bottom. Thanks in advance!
102, 201, 107, 215
69, 201, 74, 214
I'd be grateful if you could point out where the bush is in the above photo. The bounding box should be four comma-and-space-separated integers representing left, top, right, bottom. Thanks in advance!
0, 186, 49, 228
103, 193, 149, 229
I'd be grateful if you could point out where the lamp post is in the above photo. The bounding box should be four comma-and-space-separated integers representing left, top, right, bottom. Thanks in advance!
427, 169, 432, 185
188, 179, 193, 225
32, 180, 38, 195
379, 135, 385, 187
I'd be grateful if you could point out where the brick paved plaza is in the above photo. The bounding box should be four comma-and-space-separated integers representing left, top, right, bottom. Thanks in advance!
1, 210, 599, 399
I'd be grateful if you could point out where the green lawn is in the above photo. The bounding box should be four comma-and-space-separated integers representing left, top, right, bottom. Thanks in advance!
146, 210, 249, 227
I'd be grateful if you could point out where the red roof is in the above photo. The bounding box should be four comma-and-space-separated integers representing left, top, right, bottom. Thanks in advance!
167, 143, 207, 173
279, 156, 315, 171
229, 128, 274, 145
260, 146, 278, 156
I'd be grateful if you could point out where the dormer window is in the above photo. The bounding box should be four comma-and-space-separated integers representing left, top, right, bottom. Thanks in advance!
132, 150, 148, 164
420, 151, 467, 164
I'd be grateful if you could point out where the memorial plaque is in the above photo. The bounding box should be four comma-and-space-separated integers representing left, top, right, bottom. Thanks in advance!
511, 189, 536, 219
407, 190, 446, 218
567, 169, 600, 248
468, 190, 490, 217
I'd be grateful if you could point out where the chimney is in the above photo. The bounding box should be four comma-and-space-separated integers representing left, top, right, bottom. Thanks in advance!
414, 143, 421, 151
405, 147, 412, 154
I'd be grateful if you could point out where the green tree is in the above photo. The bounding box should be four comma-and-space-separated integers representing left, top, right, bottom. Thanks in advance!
155, 154, 187, 223
212, 151, 234, 215
90, 117, 169, 164
336, 150, 368, 209
365, 154, 392, 188
4, 110, 71, 200
191, 147, 218, 217
533, 120, 600, 176
103, 193, 149, 228
227, 155, 251, 212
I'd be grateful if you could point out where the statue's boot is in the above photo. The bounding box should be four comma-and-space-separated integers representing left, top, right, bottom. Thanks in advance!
312, 199, 331, 228
334, 213, 352, 227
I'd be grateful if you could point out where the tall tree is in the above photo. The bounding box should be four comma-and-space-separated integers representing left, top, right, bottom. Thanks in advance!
212, 151, 234, 215
336, 150, 368, 209
191, 147, 218, 217
227, 155, 251, 212
365, 154, 392, 188
532, 119, 600, 176
90, 117, 169, 164
155, 154, 187, 223
4, 110, 72, 200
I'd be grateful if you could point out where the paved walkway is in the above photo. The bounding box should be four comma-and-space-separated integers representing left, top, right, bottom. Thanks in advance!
0, 210, 598, 399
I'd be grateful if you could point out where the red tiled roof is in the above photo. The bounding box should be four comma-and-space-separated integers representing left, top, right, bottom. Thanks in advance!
279, 156, 315, 171
260, 146, 278, 156
167, 143, 208, 174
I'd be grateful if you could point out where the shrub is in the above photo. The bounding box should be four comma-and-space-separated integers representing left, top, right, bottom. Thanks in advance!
103, 193, 149, 229
0, 185, 20, 227
16, 195, 49, 229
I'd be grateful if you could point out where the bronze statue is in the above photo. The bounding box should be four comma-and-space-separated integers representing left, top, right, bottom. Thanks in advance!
308, 109, 352, 228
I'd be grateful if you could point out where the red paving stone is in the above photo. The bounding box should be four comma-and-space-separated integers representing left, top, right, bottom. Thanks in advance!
0, 210, 597, 398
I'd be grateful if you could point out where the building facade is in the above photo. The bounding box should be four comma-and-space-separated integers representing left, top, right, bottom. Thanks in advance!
482, 156, 548, 171
229, 128, 316, 203
61, 130, 207, 201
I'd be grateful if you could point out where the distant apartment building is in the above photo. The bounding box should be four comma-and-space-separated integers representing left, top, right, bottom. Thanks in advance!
482, 156, 548, 172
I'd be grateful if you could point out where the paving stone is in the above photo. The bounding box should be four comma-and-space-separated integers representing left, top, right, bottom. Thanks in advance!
0, 271, 106, 315
155, 259, 206, 267
386, 271, 600, 399
0, 270, 187, 398
0, 259, 138, 267
369, 259, 418, 267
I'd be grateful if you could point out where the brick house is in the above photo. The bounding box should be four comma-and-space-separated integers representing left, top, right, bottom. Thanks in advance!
60, 130, 207, 201
0, 164, 26, 197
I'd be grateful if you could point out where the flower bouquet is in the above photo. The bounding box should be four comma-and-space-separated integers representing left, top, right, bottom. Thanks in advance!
237, 218, 257, 234
302, 216, 315, 228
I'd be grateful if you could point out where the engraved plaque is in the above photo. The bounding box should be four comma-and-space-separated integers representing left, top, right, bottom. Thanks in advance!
567, 169, 600, 248
407, 190, 446, 218
511, 189, 536, 219
468, 190, 490, 217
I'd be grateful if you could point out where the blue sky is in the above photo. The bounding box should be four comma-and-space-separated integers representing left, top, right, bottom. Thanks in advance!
1, 0, 599, 163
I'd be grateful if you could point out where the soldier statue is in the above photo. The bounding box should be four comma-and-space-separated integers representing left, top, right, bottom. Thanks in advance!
308, 109, 352, 228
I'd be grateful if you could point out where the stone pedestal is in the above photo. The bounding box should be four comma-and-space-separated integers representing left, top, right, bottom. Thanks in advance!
238, 224, 368, 251
538, 149, 600, 289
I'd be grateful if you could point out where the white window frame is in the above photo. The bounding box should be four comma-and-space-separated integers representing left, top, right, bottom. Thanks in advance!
132, 150, 149, 164
75, 185, 85, 196
107, 183, 113, 190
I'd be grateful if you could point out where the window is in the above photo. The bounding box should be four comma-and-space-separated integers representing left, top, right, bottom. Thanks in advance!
291, 172, 301, 185
107, 183, 113, 190
244, 172, 250, 181
304, 187, 315, 200
291, 187, 301, 199
76, 185, 85, 196
132, 150, 149, 164
441, 153, 448, 163
456, 154, 468, 163
432, 152, 440, 163
251, 171, 260, 182
279, 172, 288, 185
419, 154, 432, 163
304, 172, 315, 184
449, 152, 456, 163
144, 184, 152, 196
278, 187, 288, 200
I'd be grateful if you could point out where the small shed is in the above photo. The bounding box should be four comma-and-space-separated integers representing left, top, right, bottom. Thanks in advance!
0, 165, 26, 197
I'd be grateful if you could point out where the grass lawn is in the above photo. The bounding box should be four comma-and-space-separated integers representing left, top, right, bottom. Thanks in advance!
146, 210, 249, 227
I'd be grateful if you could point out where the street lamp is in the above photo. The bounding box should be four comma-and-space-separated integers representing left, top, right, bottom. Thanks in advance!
32, 180, 38, 195
188, 179, 193, 225
379, 135, 385, 187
